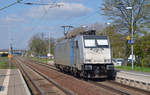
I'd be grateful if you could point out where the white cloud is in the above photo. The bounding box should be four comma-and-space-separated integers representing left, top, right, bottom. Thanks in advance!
0, 14, 26, 24
5, 15, 25, 22
62, 0, 83, 2
0, 2, 93, 49
27, 2, 92, 20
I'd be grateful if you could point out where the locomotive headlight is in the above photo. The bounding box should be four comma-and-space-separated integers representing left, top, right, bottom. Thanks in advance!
85, 59, 91, 63
84, 65, 92, 70
106, 65, 114, 70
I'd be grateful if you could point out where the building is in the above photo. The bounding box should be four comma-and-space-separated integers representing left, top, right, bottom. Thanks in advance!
0, 49, 8, 57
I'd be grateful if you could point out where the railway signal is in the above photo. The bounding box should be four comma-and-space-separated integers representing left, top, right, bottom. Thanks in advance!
8, 54, 12, 58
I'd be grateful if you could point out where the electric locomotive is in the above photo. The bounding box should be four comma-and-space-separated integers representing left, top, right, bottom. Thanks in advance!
54, 30, 114, 78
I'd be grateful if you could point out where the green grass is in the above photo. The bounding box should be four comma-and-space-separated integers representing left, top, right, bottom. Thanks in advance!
0, 62, 9, 69
0, 57, 8, 69
115, 66, 150, 73
26, 56, 53, 63
0, 57, 16, 69
0, 56, 8, 62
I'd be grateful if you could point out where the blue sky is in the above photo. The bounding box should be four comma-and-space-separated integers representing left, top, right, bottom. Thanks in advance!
0, 0, 107, 49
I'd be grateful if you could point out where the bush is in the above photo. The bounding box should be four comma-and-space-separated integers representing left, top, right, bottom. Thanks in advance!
141, 57, 149, 67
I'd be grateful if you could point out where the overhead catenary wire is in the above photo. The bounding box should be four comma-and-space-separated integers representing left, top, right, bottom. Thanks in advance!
19, 2, 63, 7
2, 0, 102, 48
25, 0, 62, 35
9, 0, 62, 49
17, 0, 63, 48
0, 0, 63, 11
0, 0, 22, 11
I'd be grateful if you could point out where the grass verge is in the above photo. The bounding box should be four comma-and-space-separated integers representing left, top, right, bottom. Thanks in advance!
0, 57, 16, 69
115, 66, 150, 73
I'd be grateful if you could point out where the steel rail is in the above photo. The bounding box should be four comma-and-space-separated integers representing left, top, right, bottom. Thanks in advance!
90, 81, 130, 95
15, 58, 45, 95
108, 80, 150, 94
24, 58, 132, 95
24, 57, 150, 95
24, 57, 58, 71
18, 57, 75, 95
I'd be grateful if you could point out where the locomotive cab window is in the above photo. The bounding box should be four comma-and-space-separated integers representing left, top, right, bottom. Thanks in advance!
84, 36, 109, 48
96, 39, 109, 48
84, 39, 96, 47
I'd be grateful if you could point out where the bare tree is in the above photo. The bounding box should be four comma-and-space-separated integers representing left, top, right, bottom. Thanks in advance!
101, 0, 150, 35
101, 0, 150, 62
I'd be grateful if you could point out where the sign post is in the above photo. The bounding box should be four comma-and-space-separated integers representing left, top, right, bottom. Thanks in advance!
128, 40, 135, 44
8, 54, 12, 68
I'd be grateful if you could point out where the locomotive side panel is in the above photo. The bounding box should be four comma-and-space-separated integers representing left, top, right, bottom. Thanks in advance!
66, 37, 83, 69
73, 36, 84, 70
55, 36, 84, 69
54, 40, 71, 66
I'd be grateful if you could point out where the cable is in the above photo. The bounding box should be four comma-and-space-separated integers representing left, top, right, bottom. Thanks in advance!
0, 0, 22, 11
16, 0, 61, 48
19, 2, 60, 6
27, 0, 59, 34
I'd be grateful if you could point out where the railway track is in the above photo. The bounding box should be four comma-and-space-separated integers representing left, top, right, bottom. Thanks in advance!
90, 80, 150, 95
14, 57, 150, 95
106, 81, 150, 95
14, 57, 73, 95
14, 57, 114, 95
29, 60, 150, 95
14, 58, 41, 95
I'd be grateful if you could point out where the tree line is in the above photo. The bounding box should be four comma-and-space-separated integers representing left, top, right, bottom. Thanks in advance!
27, 0, 150, 66
101, 0, 150, 66
27, 24, 150, 66
28, 33, 55, 57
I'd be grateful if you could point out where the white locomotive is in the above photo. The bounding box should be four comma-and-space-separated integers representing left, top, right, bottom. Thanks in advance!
54, 30, 114, 78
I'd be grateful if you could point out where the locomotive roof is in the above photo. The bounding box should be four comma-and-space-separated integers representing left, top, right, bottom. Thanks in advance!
83, 35, 108, 39
56, 35, 108, 44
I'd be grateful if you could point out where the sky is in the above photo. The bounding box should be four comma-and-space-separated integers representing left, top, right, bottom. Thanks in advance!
0, 0, 107, 49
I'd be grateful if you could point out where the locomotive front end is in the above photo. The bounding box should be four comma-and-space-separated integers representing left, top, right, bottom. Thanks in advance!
82, 35, 114, 78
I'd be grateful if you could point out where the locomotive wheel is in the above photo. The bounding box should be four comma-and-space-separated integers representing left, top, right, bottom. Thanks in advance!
76, 71, 81, 78
83, 71, 88, 80
73, 72, 77, 77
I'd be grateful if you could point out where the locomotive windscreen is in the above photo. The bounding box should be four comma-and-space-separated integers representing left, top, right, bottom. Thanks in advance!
84, 39, 96, 47
84, 36, 109, 48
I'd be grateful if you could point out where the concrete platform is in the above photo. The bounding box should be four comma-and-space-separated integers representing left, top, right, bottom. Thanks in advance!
115, 70, 150, 91
0, 69, 31, 95
116, 69, 150, 76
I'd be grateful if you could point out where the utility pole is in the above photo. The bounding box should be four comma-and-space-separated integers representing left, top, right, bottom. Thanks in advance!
117, 2, 135, 70
105, 22, 111, 35
61, 26, 73, 36
49, 32, 51, 57
131, 8, 134, 70
126, 7, 134, 70
8, 34, 13, 68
